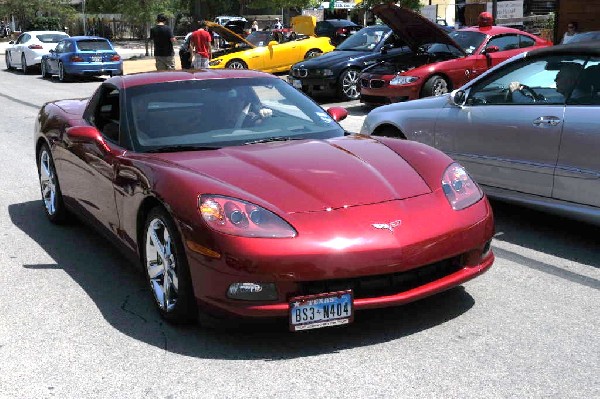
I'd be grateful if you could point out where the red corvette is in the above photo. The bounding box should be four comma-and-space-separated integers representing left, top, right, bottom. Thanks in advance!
359, 4, 551, 106
35, 70, 494, 331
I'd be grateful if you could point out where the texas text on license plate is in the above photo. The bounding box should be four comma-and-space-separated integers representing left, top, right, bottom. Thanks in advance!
289, 290, 353, 332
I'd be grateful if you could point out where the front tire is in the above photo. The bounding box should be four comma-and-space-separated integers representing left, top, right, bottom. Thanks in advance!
421, 75, 450, 98
37, 144, 68, 223
225, 59, 247, 69
338, 68, 360, 101
5, 52, 13, 70
143, 207, 197, 324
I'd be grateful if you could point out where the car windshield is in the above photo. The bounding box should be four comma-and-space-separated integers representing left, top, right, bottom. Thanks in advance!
36, 34, 68, 43
246, 31, 274, 46
76, 39, 112, 51
336, 26, 389, 51
447, 30, 486, 54
126, 77, 345, 152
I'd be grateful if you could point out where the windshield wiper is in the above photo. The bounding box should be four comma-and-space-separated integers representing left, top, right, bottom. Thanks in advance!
243, 136, 303, 145
145, 145, 221, 153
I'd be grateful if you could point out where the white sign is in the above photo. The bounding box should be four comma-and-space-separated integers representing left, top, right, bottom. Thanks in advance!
486, 0, 524, 20
320, 1, 355, 10
421, 5, 438, 22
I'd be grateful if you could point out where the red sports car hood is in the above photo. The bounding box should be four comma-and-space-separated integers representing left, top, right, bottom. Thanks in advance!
150, 137, 432, 214
373, 3, 465, 55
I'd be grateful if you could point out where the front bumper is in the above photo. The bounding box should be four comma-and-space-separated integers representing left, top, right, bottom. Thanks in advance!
287, 75, 338, 95
66, 61, 123, 76
181, 192, 495, 320
359, 74, 421, 105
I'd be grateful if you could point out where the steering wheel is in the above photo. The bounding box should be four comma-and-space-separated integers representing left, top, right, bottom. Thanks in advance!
504, 84, 544, 103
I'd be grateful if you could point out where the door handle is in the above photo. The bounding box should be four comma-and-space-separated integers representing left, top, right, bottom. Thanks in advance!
532, 116, 561, 127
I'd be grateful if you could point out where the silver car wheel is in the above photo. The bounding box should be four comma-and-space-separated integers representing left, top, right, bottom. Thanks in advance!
21, 54, 28, 74
227, 60, 247, 69
41, 60, 48, 78
145, 218, 178, 312
39, 149, 57, 215
341, 69, 360, 99
305, 49, 322, 59
433, 78, 449, 96
5, 52, 11, 70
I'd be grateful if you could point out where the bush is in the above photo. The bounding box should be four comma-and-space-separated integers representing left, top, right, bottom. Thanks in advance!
29, 16, 62, 31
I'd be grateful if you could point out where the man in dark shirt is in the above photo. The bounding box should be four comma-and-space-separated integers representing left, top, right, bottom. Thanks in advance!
149, 13, 177, 70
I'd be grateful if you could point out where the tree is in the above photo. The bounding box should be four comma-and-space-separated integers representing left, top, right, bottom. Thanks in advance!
241, 0, 320, 10
0, 0, 77, 31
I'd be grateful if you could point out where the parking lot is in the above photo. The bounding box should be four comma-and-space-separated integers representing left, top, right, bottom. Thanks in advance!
0, 52, 598, 397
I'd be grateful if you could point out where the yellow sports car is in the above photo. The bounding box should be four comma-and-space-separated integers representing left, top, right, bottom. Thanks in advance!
207, 21, 334, 73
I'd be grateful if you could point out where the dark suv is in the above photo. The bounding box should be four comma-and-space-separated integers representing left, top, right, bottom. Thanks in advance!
315, 19, 362, 46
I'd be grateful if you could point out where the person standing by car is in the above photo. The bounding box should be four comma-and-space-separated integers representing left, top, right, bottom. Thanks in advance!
561, 22, 579, 44
272, 18, 283, 30
149, 14, 177, 70
189, 20, 212, 69
251, 19, 259, 32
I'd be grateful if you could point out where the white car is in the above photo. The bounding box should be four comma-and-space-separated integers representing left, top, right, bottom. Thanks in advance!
5, 30, 69, 73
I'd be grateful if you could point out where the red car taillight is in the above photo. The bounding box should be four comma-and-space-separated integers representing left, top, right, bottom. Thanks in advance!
110, 54, 121, 61
70, 55, 84, 62
335, 27, 348, 35
28, 44, 43, 49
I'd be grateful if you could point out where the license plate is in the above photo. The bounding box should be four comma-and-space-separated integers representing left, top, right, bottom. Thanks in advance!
289, 290, 353, 332
291, 78, 302, 89
91, 56, 102, 62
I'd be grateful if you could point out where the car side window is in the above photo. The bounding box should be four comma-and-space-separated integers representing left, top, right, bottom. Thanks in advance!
486, 34, 520, 51
518, 35, 535, 49
55, 41, 65, 53
93, 87, 121, 143
16, 34, 26, 44
568, 58, 600, 105
65, 42, 74, 53
468, 55, 587, 106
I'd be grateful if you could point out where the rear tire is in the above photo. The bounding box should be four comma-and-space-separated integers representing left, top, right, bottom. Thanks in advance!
225, 59, 247, 69
58, 62, 70, 82
143, 207, 198, 324
421, 75, 450, 98
41, 60, 50, 78
304, 49, 322, 59
21, 54, 30, 74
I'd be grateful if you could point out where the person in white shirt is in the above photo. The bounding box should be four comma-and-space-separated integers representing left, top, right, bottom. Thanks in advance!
273, 18, 283, 30
561, 22, 579, 44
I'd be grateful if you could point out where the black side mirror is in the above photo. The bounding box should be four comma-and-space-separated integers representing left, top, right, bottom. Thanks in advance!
380, 43, 393, 54
449, 89, 467, 107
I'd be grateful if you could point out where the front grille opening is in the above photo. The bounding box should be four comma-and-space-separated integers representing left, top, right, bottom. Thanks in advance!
298, 257, 463, 299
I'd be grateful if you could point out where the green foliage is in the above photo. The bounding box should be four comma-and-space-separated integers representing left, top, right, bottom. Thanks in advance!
356, 0, 421, 12
29, 16, 62, 30
0, 0, 77, 30
244, 0, 316, 10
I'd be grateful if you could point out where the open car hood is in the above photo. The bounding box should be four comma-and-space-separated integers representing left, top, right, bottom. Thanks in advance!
372, 4, 465, 55
206, 21, 254, 48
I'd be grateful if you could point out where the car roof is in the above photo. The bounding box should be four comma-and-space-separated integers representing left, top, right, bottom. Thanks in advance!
24, 30, 69, 35
69, 36, 110, 41
107, 69, 278, 90
318, 19, 360, 27
527, 40, 600, 58
458, 25, 535, 36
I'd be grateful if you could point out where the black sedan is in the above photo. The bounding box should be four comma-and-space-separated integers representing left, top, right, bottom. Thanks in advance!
288, 25, 410, 101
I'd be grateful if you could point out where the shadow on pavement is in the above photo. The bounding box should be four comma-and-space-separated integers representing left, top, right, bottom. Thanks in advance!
10, 200, 475, 360
491, 200, 600, 269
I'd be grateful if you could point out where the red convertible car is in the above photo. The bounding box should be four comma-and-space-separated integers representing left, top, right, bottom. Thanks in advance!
35, 70, 494, 331
359, 5, 551, 106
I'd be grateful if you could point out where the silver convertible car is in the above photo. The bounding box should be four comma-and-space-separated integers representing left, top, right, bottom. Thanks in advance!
361, 42, 600, 224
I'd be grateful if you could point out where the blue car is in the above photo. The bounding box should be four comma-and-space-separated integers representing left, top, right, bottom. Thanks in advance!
41, 36, 123, 81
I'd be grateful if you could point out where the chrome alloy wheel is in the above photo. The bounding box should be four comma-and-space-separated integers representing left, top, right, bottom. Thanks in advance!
58, 62, 66, 81
341, 69, 360, 99
432, 78, 449, 96
227, 60, 247, 69
145, 218, 178, 312
39, 149, 57, 215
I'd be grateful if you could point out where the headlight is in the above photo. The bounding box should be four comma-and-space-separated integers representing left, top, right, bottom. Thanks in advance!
317, 69, 333, 76
209, 59, 222, 66
199, 195, 297, 238
390, 75, 419, 85
441, 163, 483, 210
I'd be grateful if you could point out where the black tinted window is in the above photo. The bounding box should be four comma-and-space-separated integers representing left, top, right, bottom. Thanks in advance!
36, 34, 68, 43
76, 39, 112, 51
519, 35, 535, 48
487, 35, 520, 51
